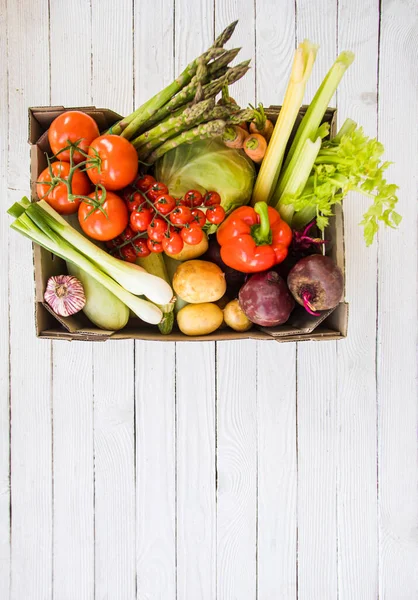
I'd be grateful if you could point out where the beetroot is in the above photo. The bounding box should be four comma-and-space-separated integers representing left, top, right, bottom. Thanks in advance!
287, 254, 343, 316
202, 238, 246, 294
238, 271, 295, 327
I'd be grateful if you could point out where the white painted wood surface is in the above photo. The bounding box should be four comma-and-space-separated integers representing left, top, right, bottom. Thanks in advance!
1, 1, 417, 599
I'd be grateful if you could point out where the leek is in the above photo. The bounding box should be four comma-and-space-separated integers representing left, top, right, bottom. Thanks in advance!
10, 210, 163, 325
251, 39, 318, 206
34, 201, 173, 305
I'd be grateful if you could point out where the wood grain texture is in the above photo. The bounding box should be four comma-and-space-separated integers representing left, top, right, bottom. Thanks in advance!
377, 1, 418, 597
255, 4, 298, 597
52, 343, 95, 599
7, 0, 53, 597
336, 1, 380, 597
135, 343, 176, 600
176, 343, 216, 600
257, 343, 297, 600
173, 4, 217, 598
0, 0, 10, 595
216, 340, 257, 600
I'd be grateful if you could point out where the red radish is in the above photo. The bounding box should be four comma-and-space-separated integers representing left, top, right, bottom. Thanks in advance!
239, 270, 295, 326
222, 125, 247, 149
243, 133, 267, 163
287, 254, 343, 316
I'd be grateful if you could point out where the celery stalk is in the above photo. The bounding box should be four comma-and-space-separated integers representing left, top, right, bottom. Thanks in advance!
271, 136, 322, 223
11, 212, 163, 325
278, 51, 355, 190
250, 39, 318, 206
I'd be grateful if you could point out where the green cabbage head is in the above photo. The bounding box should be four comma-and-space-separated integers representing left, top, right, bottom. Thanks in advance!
155, 138, 256, 215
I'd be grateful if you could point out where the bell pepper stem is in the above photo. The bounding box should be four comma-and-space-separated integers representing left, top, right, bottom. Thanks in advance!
252, 201, 272, 245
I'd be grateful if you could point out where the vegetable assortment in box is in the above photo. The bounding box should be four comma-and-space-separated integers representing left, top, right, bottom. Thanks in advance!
15, 21, 400, 341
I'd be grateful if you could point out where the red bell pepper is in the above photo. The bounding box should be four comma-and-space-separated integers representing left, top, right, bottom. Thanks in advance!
216, 201, 292, 273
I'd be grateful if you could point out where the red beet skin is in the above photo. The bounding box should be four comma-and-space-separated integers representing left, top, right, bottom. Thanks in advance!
287, 254, 343, 314
238, 271, 295, 326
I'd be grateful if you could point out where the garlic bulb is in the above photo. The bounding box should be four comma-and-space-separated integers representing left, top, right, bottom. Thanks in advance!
44, 275, 86, 317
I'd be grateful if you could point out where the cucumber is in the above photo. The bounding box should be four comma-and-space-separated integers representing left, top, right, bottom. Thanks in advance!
67, 262, 129, 331
135, 253, 175, 334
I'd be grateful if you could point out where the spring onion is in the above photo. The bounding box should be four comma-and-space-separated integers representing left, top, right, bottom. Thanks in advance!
250, 39, 318, 206
10, 206, 163, 325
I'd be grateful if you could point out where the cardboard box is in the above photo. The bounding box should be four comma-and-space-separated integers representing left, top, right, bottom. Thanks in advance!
28, 105, 348, 342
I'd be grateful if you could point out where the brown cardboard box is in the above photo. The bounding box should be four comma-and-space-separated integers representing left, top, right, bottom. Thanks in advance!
28, 105, 348, 342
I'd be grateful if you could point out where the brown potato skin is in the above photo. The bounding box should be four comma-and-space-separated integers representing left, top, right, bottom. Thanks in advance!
177, 303, 224, 336
224, 299, 253, 332
173, 260, 226, 304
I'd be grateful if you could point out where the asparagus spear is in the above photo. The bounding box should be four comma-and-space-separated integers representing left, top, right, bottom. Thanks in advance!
110, 21, 239, 139
146, 120, 227, 164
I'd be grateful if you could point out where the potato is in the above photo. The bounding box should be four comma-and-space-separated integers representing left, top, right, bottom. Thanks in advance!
177, 303, 224, 336
173, 260, 226, 304
224, 299, 253, 332
165, 232, 208, 261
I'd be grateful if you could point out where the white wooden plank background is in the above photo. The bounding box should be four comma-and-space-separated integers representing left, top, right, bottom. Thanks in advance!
1, 0, 417, 598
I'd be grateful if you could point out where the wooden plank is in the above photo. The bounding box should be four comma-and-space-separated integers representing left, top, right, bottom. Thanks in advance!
255, 3, 297, 598
173, 4, 217, 598
48, 3, 95, 598
377, 0, 418, 597
216, 340, 257, 600
336, 1, 380, 597
257, 342, 297, 599
0, 0, 10, 595
7, 0, 53, 597
176, 343, 216, 600
91, 2, 136, 598
135, 343, 176, 600
133, 3, 177, 599
295, 3, 339, 598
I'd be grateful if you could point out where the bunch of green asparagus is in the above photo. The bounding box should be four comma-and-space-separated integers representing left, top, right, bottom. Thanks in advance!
108, 21, 254, 164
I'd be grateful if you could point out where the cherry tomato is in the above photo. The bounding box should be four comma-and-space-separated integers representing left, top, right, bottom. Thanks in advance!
203, 191, 222, 206
147, 217, 168, 242
87, 135, 139, 191
147, 239, 163, 253
169, 205, 193, 226
135, 174, 156, 192
122, 188, 146, 212
130, 206, 154, 232
154, 194, 176, 215
162, 231, 184, 255
48, 111, 100, 164
181, 189, 203, 208
121, 225, 135, 241
36, 161, 91, 215
190, 208, 206, 228
181, 225, 204, 245
206, 205, 226, 224
133, 237, 150, 258
78, 189, 128, 241
120, 245, 138, 263
147, 182, 169, 202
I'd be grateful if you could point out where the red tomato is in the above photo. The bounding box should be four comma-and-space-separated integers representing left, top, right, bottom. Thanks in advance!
169, 205, 193, 226
181, 189, 203, 207
147, 217, 168, 242
154, 194, 176, 215
133, 237, 151, 258
162, 231, 184, 255
78, 190, 128, 241
87, 135, 138, 191
206, 205, 226, 224
190, 208, 206, 228
123, 188, 146, 212
135, 174, 156, 192
121, 225, 135, 240
147, 239, 163, 253
36, 161, 91, 215
147, 182, 168, 202
120, 245, 138, 263
48, 111, 100, 164
130, 206, 154, 232
203, 191, 222, 206
181, 225, 204, 245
